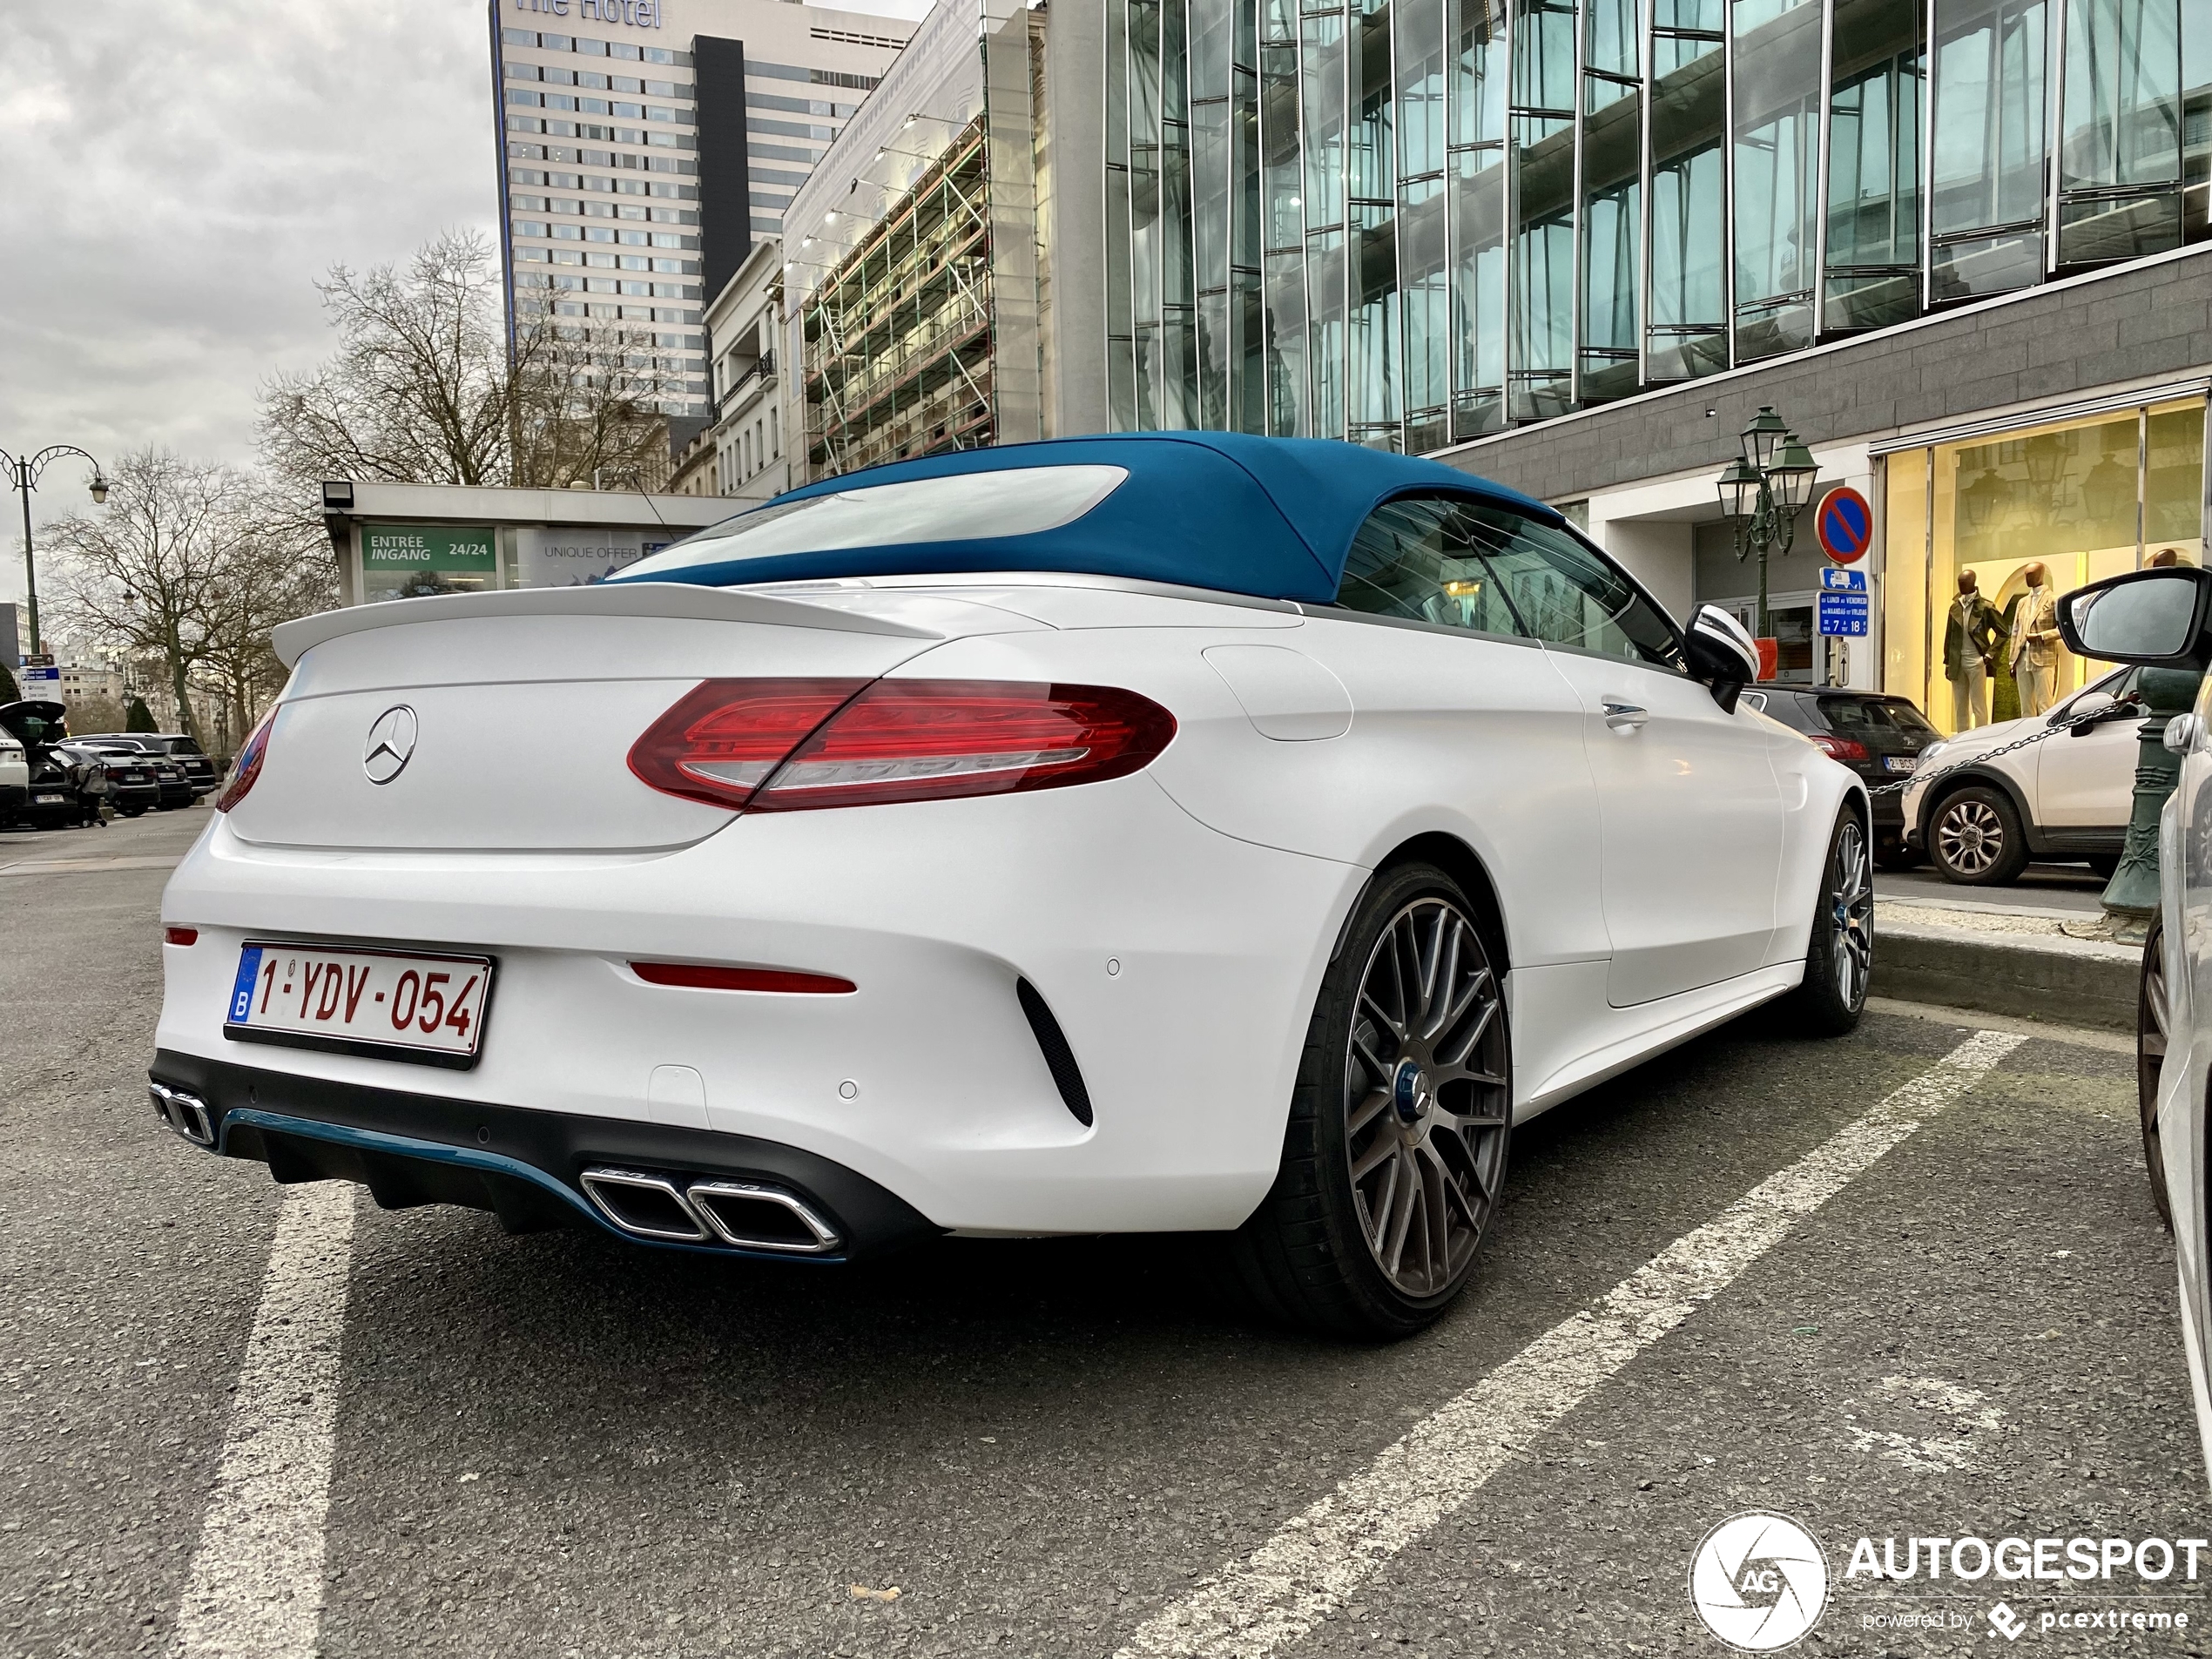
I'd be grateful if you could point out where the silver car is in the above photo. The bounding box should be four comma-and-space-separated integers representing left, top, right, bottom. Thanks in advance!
2059, 566, 2212, 1484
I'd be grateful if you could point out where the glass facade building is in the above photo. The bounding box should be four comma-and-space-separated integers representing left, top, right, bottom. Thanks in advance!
1101, 0, 2210, 451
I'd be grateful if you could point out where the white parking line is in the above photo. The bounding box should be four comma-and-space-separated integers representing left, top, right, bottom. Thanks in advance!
175, 1183, 357, 1659
1118, 1028, 2027, 1659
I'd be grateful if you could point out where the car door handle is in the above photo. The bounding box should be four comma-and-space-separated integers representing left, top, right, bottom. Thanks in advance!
1603, 701, 1649, 733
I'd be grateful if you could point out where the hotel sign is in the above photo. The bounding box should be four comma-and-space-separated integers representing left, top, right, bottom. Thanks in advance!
510, 0, 664, 27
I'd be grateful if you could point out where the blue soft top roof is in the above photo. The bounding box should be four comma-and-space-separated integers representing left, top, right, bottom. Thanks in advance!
608, 432, 1554, 605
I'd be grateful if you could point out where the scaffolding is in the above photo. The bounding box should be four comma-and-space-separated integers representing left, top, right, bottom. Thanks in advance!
803, 118, 996, 479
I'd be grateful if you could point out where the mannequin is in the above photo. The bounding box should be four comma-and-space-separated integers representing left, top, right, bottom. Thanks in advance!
1942, 568, 2002, 732
2011, 562, 2060, 717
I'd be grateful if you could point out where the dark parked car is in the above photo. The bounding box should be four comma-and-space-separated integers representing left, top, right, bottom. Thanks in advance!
1743, 685, 1940, 869
78, 732, 218, 797
0, 703, 111, 829
72, 742, 162, 816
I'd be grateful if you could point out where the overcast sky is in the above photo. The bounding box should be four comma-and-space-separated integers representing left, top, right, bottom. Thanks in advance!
0, 0, 927, 606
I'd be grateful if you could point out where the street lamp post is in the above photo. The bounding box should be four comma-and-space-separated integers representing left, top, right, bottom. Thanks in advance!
1713, 407, 1819, 644
1, 446, 110, 658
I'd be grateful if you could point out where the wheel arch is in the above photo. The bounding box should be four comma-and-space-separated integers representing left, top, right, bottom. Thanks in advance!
1336, 832, 1512, 981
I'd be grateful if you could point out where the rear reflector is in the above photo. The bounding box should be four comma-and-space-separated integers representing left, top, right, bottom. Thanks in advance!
631, 961, 857, 995
164, 927, 199, 947
629, 678, 1177, 813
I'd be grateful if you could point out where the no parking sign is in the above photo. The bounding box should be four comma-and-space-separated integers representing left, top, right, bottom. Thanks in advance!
1815, 486, 1873, 564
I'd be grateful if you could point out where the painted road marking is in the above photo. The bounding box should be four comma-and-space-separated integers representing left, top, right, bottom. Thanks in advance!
1118, 1028, 2027, 1659
175, 1184, 357, 1659
0, 854, 183, 875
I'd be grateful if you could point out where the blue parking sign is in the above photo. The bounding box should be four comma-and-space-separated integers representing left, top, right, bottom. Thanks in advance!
1817, 591, 1869, 637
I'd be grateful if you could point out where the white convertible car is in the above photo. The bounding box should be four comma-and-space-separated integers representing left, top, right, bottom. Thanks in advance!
152, 435, 1869, 1335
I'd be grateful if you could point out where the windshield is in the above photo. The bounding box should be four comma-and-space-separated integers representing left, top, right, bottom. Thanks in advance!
620, 465, 1132, 582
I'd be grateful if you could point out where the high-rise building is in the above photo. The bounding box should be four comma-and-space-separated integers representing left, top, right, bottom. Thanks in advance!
490, 0, 914, 416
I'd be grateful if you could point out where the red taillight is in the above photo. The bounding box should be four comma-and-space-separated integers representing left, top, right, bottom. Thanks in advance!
627, 678, 867, 810
631, 961, 855, 994
217, 710, 276, 813
1809, 733, 1869, 761
164, 927, 199, 947
629, 678, 1178, 813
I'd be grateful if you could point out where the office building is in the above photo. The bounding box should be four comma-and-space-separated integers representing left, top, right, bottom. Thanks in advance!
784, 0, 2207, 719
491, 0, 913, 416
670, 237, 795, 500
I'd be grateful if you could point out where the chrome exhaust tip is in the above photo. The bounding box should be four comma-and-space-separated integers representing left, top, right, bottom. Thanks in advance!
578, 1167, 711, 1242
149, 1082, 214, 1146
686, 1180, 841, 1254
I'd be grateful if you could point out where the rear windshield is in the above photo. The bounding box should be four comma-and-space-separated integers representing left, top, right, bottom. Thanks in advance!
1818, 697, 1939, 739
166, 738, 205, 755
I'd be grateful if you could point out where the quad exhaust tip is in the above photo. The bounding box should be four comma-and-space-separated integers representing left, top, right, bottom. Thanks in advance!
579, 1166, 841, 1255
150, 1082, 214, 1147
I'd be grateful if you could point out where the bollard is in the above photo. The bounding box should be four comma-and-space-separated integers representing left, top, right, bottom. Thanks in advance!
2101, 666, 2204, 921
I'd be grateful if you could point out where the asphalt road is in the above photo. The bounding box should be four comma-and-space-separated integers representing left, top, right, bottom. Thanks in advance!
3, 806, 2206, 1658
1875, 863, 2107, 914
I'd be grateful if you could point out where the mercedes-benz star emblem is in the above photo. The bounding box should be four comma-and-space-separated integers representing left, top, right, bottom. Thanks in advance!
362, 705, 419, 786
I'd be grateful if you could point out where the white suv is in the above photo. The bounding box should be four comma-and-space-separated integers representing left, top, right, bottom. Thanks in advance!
1901, 668, 2147, 885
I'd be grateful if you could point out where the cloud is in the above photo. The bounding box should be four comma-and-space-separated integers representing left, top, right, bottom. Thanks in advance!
0, 0, 933, 604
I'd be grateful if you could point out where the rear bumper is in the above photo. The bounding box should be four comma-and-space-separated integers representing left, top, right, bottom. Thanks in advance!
149, 1049, 940, 1261
156, 776, 1361, 1236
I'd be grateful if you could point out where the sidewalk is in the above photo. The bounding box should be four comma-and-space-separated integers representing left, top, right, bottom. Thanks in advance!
1871, 864, 2141, 1031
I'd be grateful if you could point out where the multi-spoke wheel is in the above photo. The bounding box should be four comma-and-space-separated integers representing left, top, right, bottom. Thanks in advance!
1231, 862, 1512, 1338
1343, 899, 1511, 1298
2141, 907, 2175, 1230
1930, 785, 2029, 886
1785, 807, 1873, 1035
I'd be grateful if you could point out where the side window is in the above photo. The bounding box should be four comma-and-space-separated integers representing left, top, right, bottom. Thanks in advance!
1458, 506, 1686, 671
1336, 496, 1528, 638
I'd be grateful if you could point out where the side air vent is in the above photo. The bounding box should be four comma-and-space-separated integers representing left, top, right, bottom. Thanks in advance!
1015, 978, 1094, 1127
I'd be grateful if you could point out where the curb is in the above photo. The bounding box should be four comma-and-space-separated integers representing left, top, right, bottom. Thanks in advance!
1872, 921, 2141, 1032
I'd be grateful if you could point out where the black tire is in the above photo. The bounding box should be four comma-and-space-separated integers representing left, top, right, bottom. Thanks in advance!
1928, 784, 2032, 886
2141, 908, 2175, 1231
1230, 862, 1512, 1339
1784, 807, 1873, 1035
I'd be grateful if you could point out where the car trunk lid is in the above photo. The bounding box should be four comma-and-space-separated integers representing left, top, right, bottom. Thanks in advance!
233, 583, 1036, 853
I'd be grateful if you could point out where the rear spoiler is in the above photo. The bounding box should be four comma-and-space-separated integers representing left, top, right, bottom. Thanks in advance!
271, 580, 941, 668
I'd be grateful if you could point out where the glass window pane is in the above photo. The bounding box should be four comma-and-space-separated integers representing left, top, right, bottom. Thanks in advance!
1450, 147, 1507, 435
1263, 42, 1305, 250
1510, 109, 1574, 420
1453, 0, 1507, 145
1581, 80, 1641, 402
1339, 496, 1531, 632
1463, 508, 1688, 666
1402, 176, 1451, 448
2146, 401, 2206, 557
2061, 0, 2182, 189
1303, 10, 1348, 228
1513, 0, 1576, 111
1732, 0, 1822, 358
1883, 448, 1932, 719
1194, 0, 1234, 101
1264, 247, 1313, 433
1399, 0, 1448, 178
1308, 227, 1349, 435
1235, 268, 1270, 432
1825, 0, 1924, 330
1931, 0, 2049, 296
1649, 10, 1728, 380
1349, 0, 1399, 444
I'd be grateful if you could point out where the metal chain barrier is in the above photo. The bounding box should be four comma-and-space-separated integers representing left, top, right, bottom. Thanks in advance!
1860, 696, 2139, 799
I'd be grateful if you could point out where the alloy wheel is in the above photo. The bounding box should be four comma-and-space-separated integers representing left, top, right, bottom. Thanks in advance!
1343, 898, 1510, 1298
1936, 798, 2005, 876
1831, 818, 1873, 1011
2141, 914, 2173, 1228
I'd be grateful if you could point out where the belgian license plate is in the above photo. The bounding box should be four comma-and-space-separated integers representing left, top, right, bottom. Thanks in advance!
33, 793, 65, 804
1885, 755, 1919, 773
225, 942, 495, 1069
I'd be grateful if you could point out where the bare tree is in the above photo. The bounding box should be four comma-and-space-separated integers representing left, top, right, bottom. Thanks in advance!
258, 229, 678, 512
196, 478, 338, 745
41, 450, 238, 745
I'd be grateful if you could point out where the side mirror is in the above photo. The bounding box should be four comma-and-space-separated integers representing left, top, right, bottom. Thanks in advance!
2061, 690, 2117, 734
1684, 604, 1761, 714
2058, 568, 2212, 668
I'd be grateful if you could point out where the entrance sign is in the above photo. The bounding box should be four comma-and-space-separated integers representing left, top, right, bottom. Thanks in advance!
1814, 486, 1873, 564
362, 525, 498, 604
